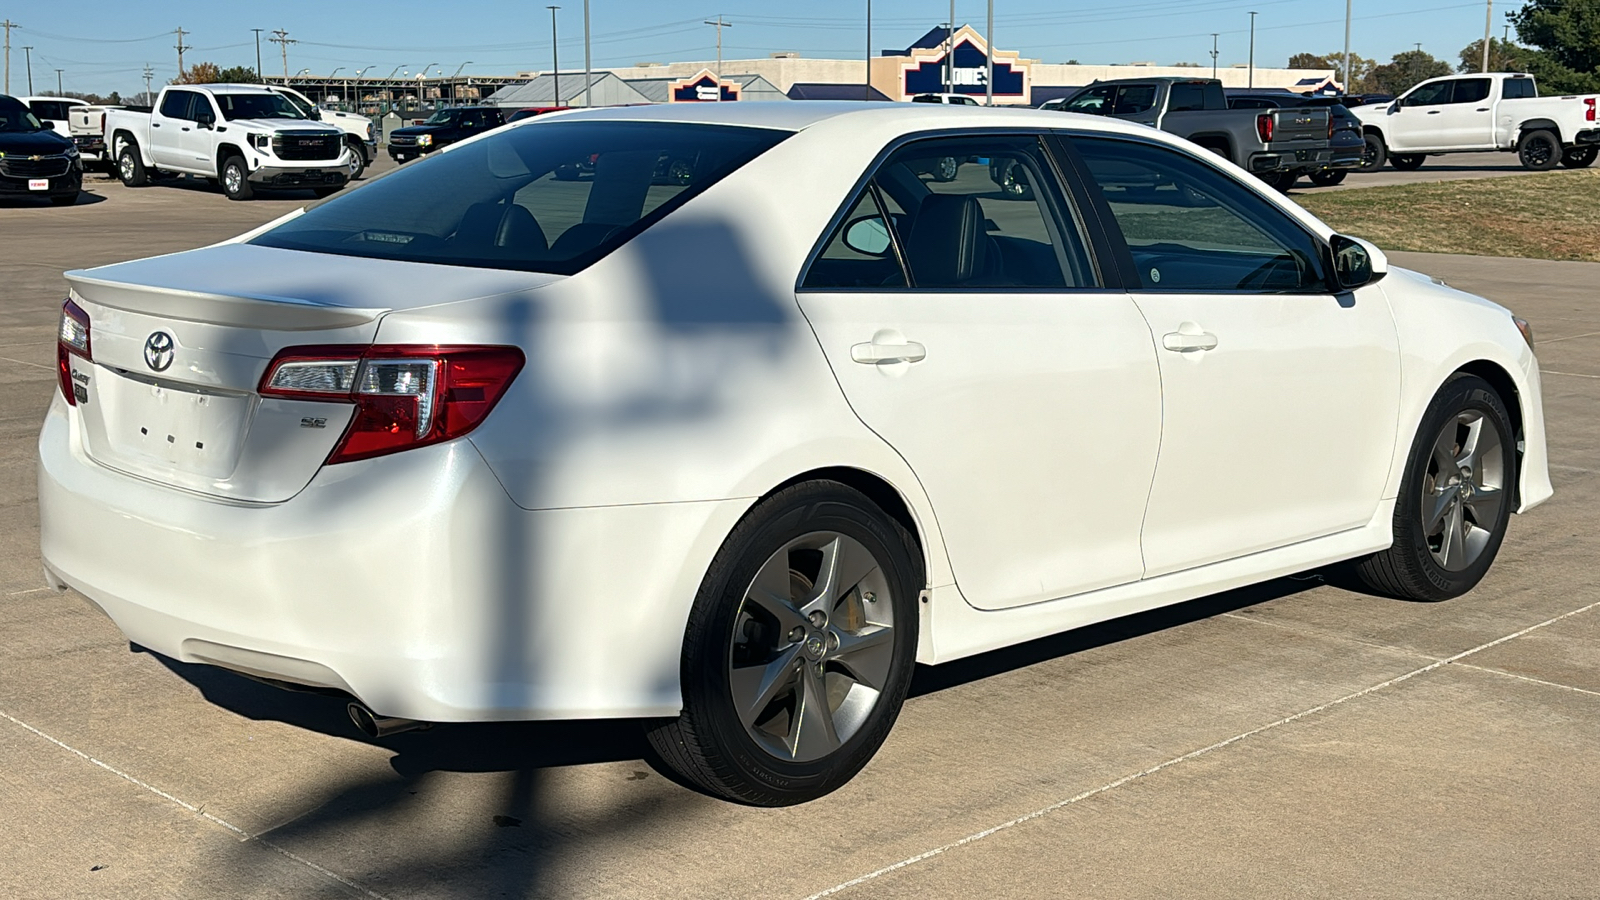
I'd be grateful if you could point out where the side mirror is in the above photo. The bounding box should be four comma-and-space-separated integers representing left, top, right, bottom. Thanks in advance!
1329, 234, 1386, 290
1389, 97, 1403, 112
195, 111, 215, 129
308, 108, 323, 121
842, 216, 893, 256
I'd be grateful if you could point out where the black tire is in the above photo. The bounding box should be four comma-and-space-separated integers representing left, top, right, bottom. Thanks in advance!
1389, 154, 1426, 171
346, 140, 368, 179
116, 141, 148, 187
1560, 146, 1597, 169
220, 156, 254, 201
1357, 133, 1387, 173
49, 193, 78, 206
1260, 170, 1297, 192
1517, 129, 1562, 171
1309, 170, 1348, 187
646, 480, 922, 806
1350, 374, 1517, 602
933, 155, 959, 182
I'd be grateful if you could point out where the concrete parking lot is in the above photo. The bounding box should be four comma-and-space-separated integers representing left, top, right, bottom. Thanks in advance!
2, 168, 1598, 899
1294, 151, 1588, 192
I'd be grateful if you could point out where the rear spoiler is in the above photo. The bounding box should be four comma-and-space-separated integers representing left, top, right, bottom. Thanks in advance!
65, 272, 387, 331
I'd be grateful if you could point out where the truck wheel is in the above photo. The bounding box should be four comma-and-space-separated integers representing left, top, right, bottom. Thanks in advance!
1517, 130, 1561, 170
1259, 170, 1297, 192
1357, 133, 1387, 173
1389, 154, 1426, 171
116, 141, 148, 186
1309, 170, 1347, 187
220, 156, 254, 201
1560, 146, 1597, 169
346, 140, 368, 179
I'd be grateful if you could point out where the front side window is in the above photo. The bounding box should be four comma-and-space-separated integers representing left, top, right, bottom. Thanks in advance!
1072, 136, 1326, 293
29, 101, 69, 121
804, 135, 1094, 290
1404, 81, 1453, 107
216, 93, 306, 121
252, 121, 789, 275
1062, 85, 1113, 114
159, 91, 197, 120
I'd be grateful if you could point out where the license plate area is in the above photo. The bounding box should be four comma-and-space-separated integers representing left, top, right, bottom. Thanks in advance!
29, 179, 48, 191
88, 365, 253, 480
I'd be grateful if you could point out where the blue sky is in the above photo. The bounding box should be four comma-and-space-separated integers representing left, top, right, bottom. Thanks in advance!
5, 0, 1516, 96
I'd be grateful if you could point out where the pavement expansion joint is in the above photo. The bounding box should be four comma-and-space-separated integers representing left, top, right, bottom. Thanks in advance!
0, 708, 392, 900
0, 355, 53, 372
801, 596, 1600, 900
1542, 369, 1600, 380
1217, 610, 1443, 662
1449, 661, 1600, 699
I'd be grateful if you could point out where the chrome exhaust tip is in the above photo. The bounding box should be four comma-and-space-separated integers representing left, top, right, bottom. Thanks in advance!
347, 702, 429, 738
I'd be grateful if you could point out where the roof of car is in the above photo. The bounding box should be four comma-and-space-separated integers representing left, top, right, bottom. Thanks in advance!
510, 100, 1145, 135
176, 84, 280, 94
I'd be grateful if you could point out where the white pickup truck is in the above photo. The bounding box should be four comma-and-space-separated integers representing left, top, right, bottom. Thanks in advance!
106, 84, 353, 200
266, 85, 377, 178
1353, 72, 1600, 172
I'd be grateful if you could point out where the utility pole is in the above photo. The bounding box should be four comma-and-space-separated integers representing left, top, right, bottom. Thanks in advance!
985, 0, 993, 106
582, 0, 592, 107
704, 16, 732, 98
269, 29, 297, 82
143, 65, 154, 103
22, 45, 33, 94
174, 27, 189, 78
2, 20, 15, 96
947, 0, 955, 90
1342, 0, 1352, 92
252, 29, 264, 79
1481, 0, 1493, 73
547, 6, 560, 106
54, 68, 62, 96
865, 0, 871, 101
1247, 11, 1257, 88
1210, 33, 1219, 80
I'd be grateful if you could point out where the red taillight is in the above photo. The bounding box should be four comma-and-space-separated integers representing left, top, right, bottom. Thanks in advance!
57, 299, 91, 407
1587, 98, 1596, 122
1328, 116, 1336, 139
259, 344, 525, 464
1257, 113, 1274, 143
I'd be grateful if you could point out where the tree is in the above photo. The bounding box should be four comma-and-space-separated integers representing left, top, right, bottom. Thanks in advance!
1370, 49, 1453, 95
173, 61, 223, 84
216, 65, 262, 84
1510, 0, 1600, 74
1458, 38, 1533, 73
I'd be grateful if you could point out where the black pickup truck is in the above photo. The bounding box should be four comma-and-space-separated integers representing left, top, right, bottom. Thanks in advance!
1056, 77, 1332, 190
387, 106, 507, 163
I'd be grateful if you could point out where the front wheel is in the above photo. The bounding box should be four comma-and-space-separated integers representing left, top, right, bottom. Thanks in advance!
1357, 133, 1387, 173
346, 141, 368, 179
1560, 146, 1597, 169
647, 480, 922, 806
1349, 374, 1516, 601
1309, 170, 1347, 187
1518, 130, 1562, 170
1389, 154, 1426, 171
220, 156, 254, 201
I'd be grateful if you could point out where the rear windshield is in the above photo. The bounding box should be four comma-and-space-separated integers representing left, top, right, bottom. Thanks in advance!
251, 121, 791, 275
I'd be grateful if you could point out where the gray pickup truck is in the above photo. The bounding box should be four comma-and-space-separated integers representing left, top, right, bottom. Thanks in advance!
1056, 77, 1332, 190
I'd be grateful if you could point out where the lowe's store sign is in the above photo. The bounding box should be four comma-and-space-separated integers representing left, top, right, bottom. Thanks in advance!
898, 30, 1027, 99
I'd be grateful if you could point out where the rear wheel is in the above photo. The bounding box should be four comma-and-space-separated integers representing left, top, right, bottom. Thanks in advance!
1357, 133, 1387, 173
647, 480, 922, 806
116, 141, 148, 186
1560, 146, 1597, 169
1389, 154, 1426, 171
1350, 374, 1516, 601
220, 156, 253, 201
1517, 130, 1562, 170
1260, 170, 1297, 192
1309, 170, 1348, 187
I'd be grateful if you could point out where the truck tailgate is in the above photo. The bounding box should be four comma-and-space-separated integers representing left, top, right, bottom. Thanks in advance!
1270, 108, 1330, 146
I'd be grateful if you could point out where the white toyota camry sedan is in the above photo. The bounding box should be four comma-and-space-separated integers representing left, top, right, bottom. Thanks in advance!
40, 102, 1551, 806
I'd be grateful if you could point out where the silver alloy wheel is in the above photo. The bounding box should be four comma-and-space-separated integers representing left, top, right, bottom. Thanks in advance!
347, 145, 364, 178
118, 148, 135, 181
936, 156, 958, 181
728, 531, 895, 763
1422, 410, 1506, 571
224, 163, 243, 195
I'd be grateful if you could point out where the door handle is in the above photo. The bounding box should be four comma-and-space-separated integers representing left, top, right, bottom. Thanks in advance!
1427, 110, 1442, 115
181, 127, 191, 132
1162, 331, 1219, 352
851, 340, 927, 364
1476, 107, 1490, 112
152, 122, 161, 127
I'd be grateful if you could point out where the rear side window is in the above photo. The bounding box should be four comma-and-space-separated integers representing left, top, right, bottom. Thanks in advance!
29, 100, 68, 121
1503, 77, 1537, 99
1168, 83, 1208, 112
251, 121, 789, 275
1453, 78, 1491, 104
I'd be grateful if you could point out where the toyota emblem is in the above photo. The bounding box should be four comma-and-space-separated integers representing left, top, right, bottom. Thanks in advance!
143, 331, 175, 372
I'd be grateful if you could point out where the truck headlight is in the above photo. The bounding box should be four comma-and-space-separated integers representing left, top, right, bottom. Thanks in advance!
416, 134, 433, 147
250, 133, 271, 150
365, 122, 375, 141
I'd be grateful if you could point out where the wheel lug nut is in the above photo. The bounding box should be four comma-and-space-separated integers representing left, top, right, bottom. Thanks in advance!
788, 627, 804, 643
863, 591, 875, 603
808, 611, 826, 628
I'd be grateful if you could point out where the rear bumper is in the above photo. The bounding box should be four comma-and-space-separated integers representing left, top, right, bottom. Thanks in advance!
38, 397, 741, 722
1249, 146, 1334, 174
1576, 129, 1600, 146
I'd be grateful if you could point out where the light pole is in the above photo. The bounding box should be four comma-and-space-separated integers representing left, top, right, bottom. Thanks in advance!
22, 45, 31, 94
1210, 33, 1219, 80
451, 61, 473, 105
354, 65, 374, 110
547, 6, 560, 107
985, 0, 994, 106
419, 62, 437, 112
582, 0, 592, 107
1247, 11, 1257, 88
865, 0, 871, 101
1481, 0, 1493, 73
1342, 0, 1352, 91
252, 28, 264, 79
55, 68, 63, 96
947, 0, 955, 90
